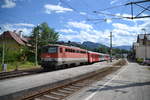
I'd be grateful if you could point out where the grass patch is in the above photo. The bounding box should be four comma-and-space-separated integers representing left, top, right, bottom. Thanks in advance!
147, 68, 150, 70
0, 62, 40, 72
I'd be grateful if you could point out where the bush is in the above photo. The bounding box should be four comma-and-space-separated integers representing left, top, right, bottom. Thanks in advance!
136, 58, 144, 63
0, 61, 38, 72
113, 59, 127, 66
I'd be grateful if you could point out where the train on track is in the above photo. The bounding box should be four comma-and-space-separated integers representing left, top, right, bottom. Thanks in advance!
41, 44, 110, 70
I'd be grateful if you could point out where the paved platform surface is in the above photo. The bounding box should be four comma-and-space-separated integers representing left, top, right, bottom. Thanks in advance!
0, 61, 116, 98
67, 62, 150, 100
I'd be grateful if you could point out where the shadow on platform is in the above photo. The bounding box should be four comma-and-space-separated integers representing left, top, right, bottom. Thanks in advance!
87, 81, 150, 93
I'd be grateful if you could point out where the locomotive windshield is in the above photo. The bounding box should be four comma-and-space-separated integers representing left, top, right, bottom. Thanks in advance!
42, 46, 58, 53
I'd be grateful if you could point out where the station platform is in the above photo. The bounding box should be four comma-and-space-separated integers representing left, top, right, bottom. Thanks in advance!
0, 60, 117, 100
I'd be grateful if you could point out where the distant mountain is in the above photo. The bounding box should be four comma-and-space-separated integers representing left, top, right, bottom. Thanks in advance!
113, 45, 131, 51
82, 41, 108, 49
57, 41, 130, 51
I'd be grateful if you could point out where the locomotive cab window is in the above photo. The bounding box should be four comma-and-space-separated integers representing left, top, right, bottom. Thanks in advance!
48, 47, 58, 53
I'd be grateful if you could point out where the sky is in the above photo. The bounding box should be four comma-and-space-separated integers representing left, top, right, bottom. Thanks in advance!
0, 0, 150, 46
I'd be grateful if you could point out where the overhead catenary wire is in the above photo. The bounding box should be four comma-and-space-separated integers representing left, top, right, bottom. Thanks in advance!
97, 0, 134, 11
86, 0, 129, 22
92, 0, 150, 21
59, 0, 90, 19
100, 4, 126, 11
93, 11, 131, 19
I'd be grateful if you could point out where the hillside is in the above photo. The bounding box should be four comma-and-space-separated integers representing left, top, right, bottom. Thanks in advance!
82, 41, 108, 49
113, 45, 131, 51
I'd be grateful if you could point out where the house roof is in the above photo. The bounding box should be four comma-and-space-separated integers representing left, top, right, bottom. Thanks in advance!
0, 31, 29, 46
138, 34, 150, 41
138, 34, 145, 40
146, 34, 150, 40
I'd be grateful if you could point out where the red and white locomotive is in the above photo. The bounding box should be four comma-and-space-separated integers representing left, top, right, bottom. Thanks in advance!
41, 44, 110, 70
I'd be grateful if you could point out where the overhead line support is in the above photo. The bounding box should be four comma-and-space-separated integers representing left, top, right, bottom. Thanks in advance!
125, 0, 150, 5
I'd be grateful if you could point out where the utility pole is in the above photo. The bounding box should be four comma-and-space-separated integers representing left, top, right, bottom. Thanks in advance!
1, 28, 7, 72
35, 25, 40, 67
142, 28, 147, 59
0, 27, 5, 66
110, 32, 112, 62
2, 32, 5, 66
35, 30, 38, 67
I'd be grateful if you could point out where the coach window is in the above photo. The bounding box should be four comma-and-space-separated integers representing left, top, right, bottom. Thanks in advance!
71, 49, 73, 52
73, 49, 75, 53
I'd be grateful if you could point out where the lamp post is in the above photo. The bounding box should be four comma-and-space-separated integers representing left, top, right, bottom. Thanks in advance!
142, 28, 147, 59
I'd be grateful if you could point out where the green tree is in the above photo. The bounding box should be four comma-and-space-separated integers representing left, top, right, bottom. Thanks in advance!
29, 22, 59, 48
29, 22, 59, 62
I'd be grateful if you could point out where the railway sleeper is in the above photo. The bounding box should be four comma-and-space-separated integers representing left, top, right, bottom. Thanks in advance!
58, 89, 73, 94
50, 91, 67, 97
63, 87, 76, 91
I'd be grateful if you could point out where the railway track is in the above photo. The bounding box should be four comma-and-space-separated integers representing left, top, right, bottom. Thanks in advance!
0, 68, 44, 80
22, 66, 123, 100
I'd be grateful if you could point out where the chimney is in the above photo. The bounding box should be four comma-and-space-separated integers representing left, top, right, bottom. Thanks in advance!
18, 30, 23, 38
13, 30, 16, 33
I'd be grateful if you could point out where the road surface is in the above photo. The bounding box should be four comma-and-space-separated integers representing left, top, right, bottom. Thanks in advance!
67, 61, 150, 100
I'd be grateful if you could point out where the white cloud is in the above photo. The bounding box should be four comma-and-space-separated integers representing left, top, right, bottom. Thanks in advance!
0, 23, 34, 36
115, 13, 150, 23
58, 28, 77, 33
4, 23, 35, 28
60, 15, 150, 46
1, 0, 16, 8
138, 19, 150, 33
60, 29, 110, 45
110, 0, 119, 4
60, 23, 110, 45
112, 23, 139, 32
111, 20, 150, 46
60, 19, 146, 46
13, 23, 35, 27
44, 4, 73, 14
67, 21, 93, 30
105, 19, 112, 23
79, 12, 87, 15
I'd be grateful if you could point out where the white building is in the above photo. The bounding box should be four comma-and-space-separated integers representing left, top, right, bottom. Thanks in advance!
133, 34, 150, 59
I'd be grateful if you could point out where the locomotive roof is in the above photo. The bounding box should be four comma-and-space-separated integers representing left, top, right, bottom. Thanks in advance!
44, 44, 87, 51
44, 44, 109, 56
